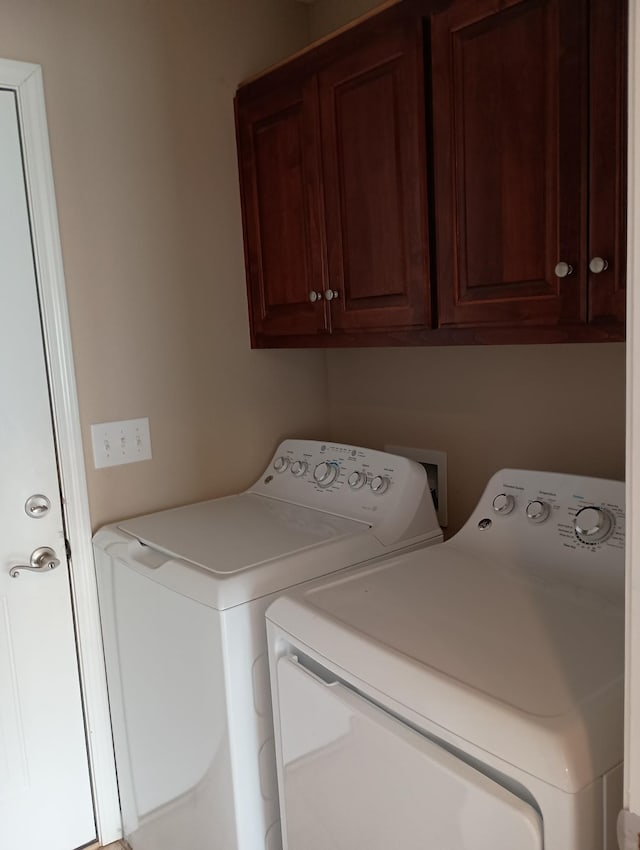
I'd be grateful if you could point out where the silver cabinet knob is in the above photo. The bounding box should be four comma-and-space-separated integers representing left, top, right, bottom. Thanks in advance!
10, 546, 60, 578
589, 257, 609, 274
554, 262, 574, 278
309, 291, 323, 303
324, 289, 339, 301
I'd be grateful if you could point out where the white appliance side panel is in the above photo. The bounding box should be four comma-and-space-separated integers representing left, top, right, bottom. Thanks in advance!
95, 549, 236, 850
220, 594, 286, 850
276, 655, 543, 850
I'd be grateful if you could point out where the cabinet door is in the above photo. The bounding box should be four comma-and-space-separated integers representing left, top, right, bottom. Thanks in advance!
587, 0, 626, 327
319, 18, 431, 333
236, 79, 328, 343
431, 0, 588, 330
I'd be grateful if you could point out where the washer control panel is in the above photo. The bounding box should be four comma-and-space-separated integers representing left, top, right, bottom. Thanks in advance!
463, 469, 625, 598
250, 440, 442, 541
265, 442, 403, 500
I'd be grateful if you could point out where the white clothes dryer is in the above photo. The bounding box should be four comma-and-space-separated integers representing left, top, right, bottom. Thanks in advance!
267, 469, 625, 850
93, 439, 442, 850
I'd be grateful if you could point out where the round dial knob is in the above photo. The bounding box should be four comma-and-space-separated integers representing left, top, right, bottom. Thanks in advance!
492, 493, 515, 515
348, 470, 367, 490
291, 460, 308, 477
273, 456, 289, 473
526, 499, 550, 524
313, 461, 339, 488
370, 475, 390, 495
574, 506, 614, 545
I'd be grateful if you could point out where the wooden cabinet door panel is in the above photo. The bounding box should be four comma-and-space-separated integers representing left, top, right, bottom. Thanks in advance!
319, 19, 430, 332
588, 0, 626, 327
432, 0, 588, 329
237, 80, 328, 341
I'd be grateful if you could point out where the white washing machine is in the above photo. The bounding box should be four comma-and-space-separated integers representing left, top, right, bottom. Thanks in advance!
267, 469, 625, 850
93, 439, 442, 850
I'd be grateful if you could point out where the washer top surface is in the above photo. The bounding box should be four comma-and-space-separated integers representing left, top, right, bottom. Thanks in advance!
118, 492, 367, 575
95, 440, 443, 609
267, 468, 625, 792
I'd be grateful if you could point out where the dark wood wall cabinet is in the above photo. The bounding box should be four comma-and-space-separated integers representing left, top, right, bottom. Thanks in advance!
235, 0, 626, 348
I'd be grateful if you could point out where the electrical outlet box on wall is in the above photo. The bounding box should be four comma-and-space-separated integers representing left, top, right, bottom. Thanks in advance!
385, 445, 447, 527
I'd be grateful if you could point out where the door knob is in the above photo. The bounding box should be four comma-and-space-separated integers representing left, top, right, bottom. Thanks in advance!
309, 291, 323, 303
554, 261, 574, 278
324, 289, 339, 301
10, 546, 60, 578
589, 257, 609, 274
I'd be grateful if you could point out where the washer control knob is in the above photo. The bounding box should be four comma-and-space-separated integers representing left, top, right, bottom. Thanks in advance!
574, 506, 614, 544
526, 500, 550, 524
291, 460, 308, 477
348, 470, 367, 490
313, 461, 339, 488
492, 493, 515, 515
273, 456, 289, 473
370, 475, 390, 495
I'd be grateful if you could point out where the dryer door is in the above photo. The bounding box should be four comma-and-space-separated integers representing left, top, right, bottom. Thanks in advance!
276, 656, 543, 850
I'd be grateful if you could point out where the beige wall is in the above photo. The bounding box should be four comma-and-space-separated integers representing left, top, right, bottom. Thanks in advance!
307, 0, 386, 38
311, 0, 627, 534
327, 345, 626, 533
0, 0, 329, 530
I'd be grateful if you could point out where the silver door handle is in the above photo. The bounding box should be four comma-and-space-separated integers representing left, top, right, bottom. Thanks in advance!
10, 546, 60, 578
324, 289, 339, 301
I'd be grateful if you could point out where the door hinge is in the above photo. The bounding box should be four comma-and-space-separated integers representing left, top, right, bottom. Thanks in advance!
65, 538, 71, 560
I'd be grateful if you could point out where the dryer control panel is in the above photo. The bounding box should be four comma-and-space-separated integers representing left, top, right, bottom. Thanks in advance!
458, 469, 625, 601
250, 440, 442, 548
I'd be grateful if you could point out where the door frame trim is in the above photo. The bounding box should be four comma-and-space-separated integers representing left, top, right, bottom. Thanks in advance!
1, 58, 121, 842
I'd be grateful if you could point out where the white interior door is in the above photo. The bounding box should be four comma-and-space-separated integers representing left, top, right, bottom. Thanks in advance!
276, 655, 543, 850
0, 88, 95, 849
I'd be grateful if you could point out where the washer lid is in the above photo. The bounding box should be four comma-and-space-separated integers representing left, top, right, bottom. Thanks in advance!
118, 492, 368, 575
268, 543, 624, 793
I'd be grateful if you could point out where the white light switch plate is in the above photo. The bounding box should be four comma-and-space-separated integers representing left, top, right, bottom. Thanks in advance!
91, 417, 152, 468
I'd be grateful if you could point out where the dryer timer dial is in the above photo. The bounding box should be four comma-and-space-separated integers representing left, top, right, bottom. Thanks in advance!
573, 506, 615, 545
